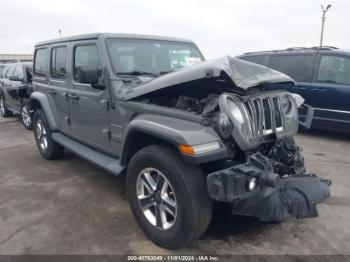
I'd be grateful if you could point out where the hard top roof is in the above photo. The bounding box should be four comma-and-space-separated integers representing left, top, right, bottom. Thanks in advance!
35, 33, 194, 47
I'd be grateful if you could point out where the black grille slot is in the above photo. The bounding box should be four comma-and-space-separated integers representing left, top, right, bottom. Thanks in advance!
262, 99, 272, 133
273, 97, 283, 130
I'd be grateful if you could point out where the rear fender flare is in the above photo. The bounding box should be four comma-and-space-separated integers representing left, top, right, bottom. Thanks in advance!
29, 92, 58, 131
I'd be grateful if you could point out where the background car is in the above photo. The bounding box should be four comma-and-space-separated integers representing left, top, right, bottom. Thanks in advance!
0, 62, 33, 129
237, 47, 350, 133
0, 64, 5, 77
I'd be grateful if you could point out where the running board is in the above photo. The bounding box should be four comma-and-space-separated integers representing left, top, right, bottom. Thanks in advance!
52, 133, 124, 176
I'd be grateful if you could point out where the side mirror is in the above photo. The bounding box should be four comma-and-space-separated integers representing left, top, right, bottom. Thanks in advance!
9, 75, 22, 81
77, 64, 99, 85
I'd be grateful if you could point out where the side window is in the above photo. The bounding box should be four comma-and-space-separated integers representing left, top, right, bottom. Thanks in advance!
240, 55, 265, 65
317, 55, 350, 85
268, 55, 314, 82
34, 48, 48, 76
3, 65, 11, 78
14, 65, 24, 79
51, 46, 67, 79
5, 65, 16, 78
74, 45, 102, 81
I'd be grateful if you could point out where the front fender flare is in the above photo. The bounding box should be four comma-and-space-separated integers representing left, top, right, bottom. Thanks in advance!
120, 114, 228, 165
30, 92, 58, 131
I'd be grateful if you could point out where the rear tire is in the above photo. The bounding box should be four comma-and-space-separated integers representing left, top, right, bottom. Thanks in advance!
0, 97, 13, 117
127, 145, 212, 249
20, 104, 33, 130
33, 109, 64, 159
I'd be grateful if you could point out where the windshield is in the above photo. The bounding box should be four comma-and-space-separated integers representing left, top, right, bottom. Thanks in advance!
106, 38, 204, 76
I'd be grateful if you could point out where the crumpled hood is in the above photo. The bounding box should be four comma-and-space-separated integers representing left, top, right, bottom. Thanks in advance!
125, 56, 294, 100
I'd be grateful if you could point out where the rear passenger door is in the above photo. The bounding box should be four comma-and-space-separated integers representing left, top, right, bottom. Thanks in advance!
308, 54, 350, 126
9, 65, 25, 110
48, 45, 71, 135
69, 42, 111, 151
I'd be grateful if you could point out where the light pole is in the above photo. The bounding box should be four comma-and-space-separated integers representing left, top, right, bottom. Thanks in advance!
58, 29, 62, 38
320, 4, 331, 47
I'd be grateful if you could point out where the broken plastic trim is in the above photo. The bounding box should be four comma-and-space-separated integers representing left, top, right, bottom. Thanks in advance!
206, 152, 331, 221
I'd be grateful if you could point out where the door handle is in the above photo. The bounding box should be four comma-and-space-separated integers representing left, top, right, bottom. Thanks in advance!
68, 93, 79, 100
48, 89, 57, 95
295, 86, 306, 91
311, 88, 327, 92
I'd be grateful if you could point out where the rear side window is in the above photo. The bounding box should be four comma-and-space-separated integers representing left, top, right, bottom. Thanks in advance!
14, 65, 24, 79
51, 46, 67, 79
74, 45, 102, 81
317, 55, 350, 85
268, 55, 314, 82
240, 55, 265, 65
34, 48, 48, 76
5, 64, 16, 78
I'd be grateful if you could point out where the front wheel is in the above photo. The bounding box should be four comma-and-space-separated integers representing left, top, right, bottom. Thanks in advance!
127, 145, 212, 249
20, 104, 33, 130
33, 109, 64, 159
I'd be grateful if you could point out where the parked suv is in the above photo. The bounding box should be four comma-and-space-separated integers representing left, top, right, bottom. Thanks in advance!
237, 47, 350, 132
30, 33, 330, 249
0, 62, 33, 129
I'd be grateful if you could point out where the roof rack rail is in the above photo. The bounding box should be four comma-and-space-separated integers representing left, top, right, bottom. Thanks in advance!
285, 47, 309, 51
243, 46, 339, 55
310, 46, 338, 50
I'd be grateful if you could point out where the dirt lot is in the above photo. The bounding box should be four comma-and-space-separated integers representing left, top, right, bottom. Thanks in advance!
0, 116, 349, 255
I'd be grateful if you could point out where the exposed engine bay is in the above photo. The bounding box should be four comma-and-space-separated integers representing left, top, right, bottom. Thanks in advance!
125, 56, 331, 222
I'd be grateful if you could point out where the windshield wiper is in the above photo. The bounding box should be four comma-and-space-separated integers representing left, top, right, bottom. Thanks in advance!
118, 71, 159, 77
159, 70, 174, 75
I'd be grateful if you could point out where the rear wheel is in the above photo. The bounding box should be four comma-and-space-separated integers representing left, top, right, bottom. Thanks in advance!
127, 145, 212, 249
20, 104, 33, 130
33, 109, 64, 159
0, 97, 12, 117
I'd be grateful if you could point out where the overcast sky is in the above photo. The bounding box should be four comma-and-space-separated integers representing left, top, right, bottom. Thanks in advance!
0, 0, 348, 58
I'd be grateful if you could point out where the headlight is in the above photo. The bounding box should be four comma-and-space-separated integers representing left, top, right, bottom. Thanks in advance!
280, 95, 293, 115
227, 98, 244, 124
217, 112, 233, 139
246, 177, 257, 191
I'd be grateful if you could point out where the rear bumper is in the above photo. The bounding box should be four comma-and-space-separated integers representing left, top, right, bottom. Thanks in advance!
207, 153, 331, 221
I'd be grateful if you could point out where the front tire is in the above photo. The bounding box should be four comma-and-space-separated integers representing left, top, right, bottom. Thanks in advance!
0, 97, 12, 117
127, 145, 212, 249
33, 109, 64, 159
20, 104, 33, 130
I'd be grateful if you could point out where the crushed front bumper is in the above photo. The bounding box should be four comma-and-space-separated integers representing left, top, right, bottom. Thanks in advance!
207, 153, 331, 221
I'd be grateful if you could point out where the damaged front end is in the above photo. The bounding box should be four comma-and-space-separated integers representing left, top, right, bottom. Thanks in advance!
124, 56, 331, 222
207, 139, 331, 221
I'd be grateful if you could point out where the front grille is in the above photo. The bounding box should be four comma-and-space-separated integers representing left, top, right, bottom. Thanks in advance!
244, 96, 284, 138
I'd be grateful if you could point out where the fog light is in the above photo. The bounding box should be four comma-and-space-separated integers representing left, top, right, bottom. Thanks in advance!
247, 177, 257, 191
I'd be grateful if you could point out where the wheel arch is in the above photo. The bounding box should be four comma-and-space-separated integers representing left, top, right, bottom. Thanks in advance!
29, 92, 58, 131
120, 114, 228, 166
120, 128, 180, 166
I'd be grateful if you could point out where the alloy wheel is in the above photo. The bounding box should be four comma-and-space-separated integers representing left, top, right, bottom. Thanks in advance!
21, 106, 32, 127
136, 167, 177, 230
35, 119, 48, 152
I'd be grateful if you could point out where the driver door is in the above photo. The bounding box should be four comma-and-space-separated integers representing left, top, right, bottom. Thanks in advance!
69, 42, 111, 152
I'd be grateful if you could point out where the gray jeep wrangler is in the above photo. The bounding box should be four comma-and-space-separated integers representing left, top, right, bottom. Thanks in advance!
30, 33, 330, 249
